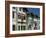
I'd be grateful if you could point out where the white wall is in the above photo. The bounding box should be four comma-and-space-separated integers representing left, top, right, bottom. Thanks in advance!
0, 0, 46, 38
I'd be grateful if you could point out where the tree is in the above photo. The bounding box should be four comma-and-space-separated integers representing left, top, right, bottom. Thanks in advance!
23, 8, 28, 12
30, 13, 34, 27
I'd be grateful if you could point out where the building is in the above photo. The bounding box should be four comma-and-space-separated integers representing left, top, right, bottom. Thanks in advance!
12, 7, 40, 31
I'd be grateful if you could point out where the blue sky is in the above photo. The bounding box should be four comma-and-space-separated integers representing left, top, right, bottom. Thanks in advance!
27, 8, 40, 16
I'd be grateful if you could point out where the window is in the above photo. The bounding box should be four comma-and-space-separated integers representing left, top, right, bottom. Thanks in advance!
23, 15, 26, 20
28, 24, 32, 30
12, 7, 16, 9
12, 7, 17, 12
18, 13, 26, 20
18, 26, 26, 30
21, 14, 26, 20
21, 26, 26, 30
12, 7, 17, 18
12, 25, 15, 31
19, 8, 21, 11
18, 13, 21, 19
34, 21, 37, 30
18, 26, 20, 30
12, 11, 15, 18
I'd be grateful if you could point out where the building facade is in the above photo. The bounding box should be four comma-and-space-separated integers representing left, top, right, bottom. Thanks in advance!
12, 7, 40, 31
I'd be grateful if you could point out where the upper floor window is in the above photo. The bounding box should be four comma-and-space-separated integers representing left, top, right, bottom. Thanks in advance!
12, 24, 15, 31
18, 14, 26, 20
18, 13, 21, 19
12, 7, 16, 9
12, 7, 17, 19
12, 7, 17, 11
19, 8, 22, 11
12, 11, 15, 18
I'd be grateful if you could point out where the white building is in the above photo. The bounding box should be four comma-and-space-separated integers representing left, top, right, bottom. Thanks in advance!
12, 7, 40, 31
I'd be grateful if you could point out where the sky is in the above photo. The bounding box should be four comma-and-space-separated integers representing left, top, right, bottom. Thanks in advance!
27, 8, 40, 16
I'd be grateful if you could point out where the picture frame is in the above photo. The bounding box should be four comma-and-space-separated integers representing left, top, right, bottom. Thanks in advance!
5, 1, 45, 37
